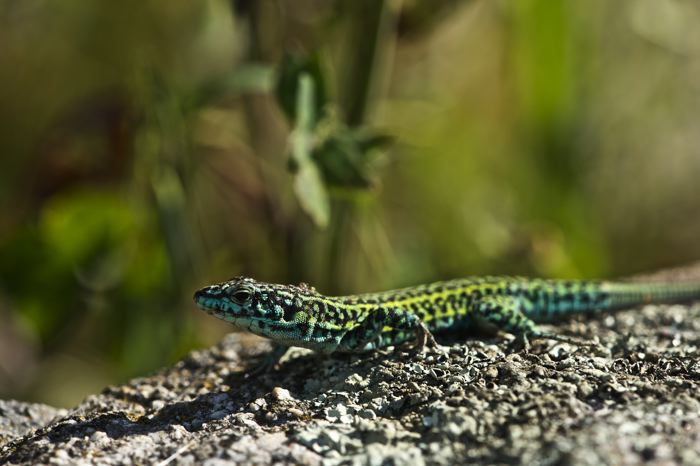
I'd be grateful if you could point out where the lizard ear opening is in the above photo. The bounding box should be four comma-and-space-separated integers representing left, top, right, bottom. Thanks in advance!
283, 306, 296, 321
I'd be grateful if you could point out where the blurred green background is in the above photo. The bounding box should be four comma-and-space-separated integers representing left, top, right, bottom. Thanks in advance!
1, 0, 699, 407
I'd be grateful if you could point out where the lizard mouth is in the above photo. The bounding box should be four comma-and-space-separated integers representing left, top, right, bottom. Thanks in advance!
193, 295, 256, 328
193, 295, 228, 316
193, 288, 274, 333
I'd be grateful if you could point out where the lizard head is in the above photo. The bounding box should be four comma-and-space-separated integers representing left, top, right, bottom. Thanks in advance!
195, 277, 351, 351
194, 276, 269, 321
193, 276, 320, 333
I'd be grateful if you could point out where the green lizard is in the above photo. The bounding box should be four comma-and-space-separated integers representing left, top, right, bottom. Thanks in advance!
193, 276, 700, 361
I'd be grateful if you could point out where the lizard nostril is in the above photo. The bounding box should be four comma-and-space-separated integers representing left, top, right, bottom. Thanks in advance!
194, 285, 221, 301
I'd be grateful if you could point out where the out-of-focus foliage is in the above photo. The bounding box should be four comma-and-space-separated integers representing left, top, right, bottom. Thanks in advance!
277, 53, 392, 227
1, 0, 699, 406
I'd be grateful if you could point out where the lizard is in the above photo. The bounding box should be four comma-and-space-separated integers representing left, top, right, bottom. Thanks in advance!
193, 276, 700, 365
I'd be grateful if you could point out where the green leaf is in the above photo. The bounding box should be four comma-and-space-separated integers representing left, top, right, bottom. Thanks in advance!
356, 131, 394, 154
289, 74, 330, 228
275, 52, 328, 125
187, 64, 275, 110
312, 127, 392, 189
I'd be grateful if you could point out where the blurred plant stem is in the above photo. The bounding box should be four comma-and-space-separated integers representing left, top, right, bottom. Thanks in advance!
234, 1, 300, 283
338, 0, 394, 127
325, 0, 397, 294
234, 0, 398, 293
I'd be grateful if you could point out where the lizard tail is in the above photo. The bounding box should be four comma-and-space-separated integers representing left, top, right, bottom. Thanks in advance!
602, 281, 700, 310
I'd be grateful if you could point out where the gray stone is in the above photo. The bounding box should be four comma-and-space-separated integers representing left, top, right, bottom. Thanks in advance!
3, 268, 700, 464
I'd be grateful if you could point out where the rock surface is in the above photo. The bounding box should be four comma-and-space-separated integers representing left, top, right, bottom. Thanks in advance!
2, 267, 700, 465
0, 400, 66, 447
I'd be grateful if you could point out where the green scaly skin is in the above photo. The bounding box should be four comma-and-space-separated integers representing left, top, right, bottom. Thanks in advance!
193, 276, 700, 360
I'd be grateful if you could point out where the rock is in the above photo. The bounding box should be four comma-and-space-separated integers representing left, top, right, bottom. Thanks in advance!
3, 268, 700, 464
0, 399, 65, 446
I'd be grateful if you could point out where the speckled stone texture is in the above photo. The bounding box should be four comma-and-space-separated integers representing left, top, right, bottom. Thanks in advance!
0, 400, 66, 447
2, 266, 700, 465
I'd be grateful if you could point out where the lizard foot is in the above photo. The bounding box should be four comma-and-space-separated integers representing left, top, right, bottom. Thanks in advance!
244, 344, 289, 378
418, 321, 439, 348
414, 322, 449, 357
506, 333, 531, 353
526, 331, 607, 355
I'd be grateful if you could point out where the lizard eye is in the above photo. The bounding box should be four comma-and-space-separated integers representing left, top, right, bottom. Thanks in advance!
230, 288, 252, 304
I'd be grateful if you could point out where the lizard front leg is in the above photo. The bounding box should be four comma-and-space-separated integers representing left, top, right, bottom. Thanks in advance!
246, 343, 290, 376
